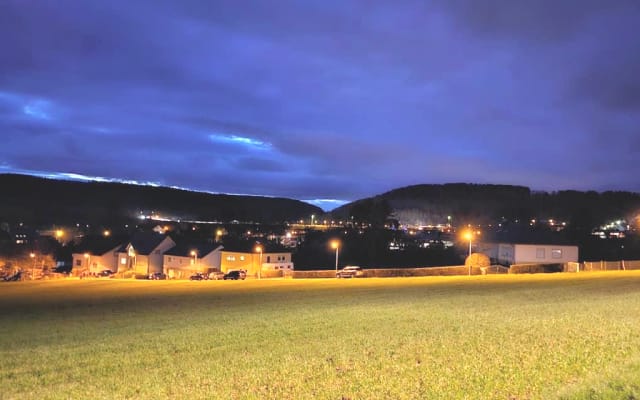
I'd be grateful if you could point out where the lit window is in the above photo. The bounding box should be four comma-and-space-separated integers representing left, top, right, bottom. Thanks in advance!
226, 256, 236, 261
120, 258, 127, 265
551, 249, 562, 259
536, 248, 545, 259
240, 256, 245, 261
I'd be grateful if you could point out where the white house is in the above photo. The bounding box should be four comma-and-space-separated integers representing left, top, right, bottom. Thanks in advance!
71, 236, 125, 274
220, 248, 294, 277
115, 232, 175, 275
163, 244, 223, 279
479, 242, 579, 265
72, 244, 120, 274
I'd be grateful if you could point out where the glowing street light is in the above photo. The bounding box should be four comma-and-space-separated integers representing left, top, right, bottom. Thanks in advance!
255, 245, 263, 279
190, 250, 198, 267
463, 231, 473, 257
84, 252, 91, 272
30, 252, 36, 279
462, 230, 481, 276
330, 240, 340, 274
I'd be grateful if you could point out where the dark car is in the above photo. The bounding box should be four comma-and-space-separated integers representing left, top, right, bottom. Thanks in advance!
148, 272, 167, 280
223, 270, 246, 280
189, 272, 206, 281
336, 266, 364, 278
97, 270, 115, 278
3, 271, 22, 281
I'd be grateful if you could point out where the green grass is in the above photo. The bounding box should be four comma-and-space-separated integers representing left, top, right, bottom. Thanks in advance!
1, 272, 640, 399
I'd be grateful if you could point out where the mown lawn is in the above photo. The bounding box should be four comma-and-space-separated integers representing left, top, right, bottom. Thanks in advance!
1, 272, 639, 399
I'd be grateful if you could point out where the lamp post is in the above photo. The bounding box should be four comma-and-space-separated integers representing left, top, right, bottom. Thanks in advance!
463, 231, 472, 276
190, 250, 198, 270
84, 252, 91, 272
330, 240, 340, 274
255, 245, 263, 279
30, 252, 36, 279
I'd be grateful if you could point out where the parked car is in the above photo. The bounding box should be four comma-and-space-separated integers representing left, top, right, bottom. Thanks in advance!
148, 272, 167, 280
223, 270, 246, 280
3, 271, 22, 281
189, 272, 206, 281
208, 271, 225, 280
336, 266, 364, 278
97, 270, 115, 278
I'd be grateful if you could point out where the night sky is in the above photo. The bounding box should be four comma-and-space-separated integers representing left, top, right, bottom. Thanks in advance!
1, 1, 639, 210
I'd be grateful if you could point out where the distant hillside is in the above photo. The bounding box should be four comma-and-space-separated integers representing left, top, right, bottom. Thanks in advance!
0, 174, 322, 225
331, 183, 640, 227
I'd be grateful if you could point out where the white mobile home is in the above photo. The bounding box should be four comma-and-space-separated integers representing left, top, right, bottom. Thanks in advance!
480, 242, 579, 265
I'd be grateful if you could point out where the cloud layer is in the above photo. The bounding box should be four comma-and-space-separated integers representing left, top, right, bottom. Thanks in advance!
1, 0, 639, 209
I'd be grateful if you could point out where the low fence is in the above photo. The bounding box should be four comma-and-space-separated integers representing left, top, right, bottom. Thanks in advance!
508, 260, 640, 274
582, 260, 640, 271
509, 263, 564, 274
292, 265, 509, 279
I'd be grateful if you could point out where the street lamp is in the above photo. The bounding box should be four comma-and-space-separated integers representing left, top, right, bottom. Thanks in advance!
463, 231, 472, 276
190, 250, 198, 268
30, 252, 36, 279
84, 252, 91, 273
330, 240, 340, 274
255, 245, 263, 279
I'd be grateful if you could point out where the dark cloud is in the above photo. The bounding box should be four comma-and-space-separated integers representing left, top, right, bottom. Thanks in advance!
1, 0, 640, 209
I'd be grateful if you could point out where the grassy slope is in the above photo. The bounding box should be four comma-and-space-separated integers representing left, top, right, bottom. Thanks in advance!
1, 272, 639, 399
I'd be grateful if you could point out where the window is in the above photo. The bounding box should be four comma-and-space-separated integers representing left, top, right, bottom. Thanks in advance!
240, 256, 245, 261
226, 255, 236, 261
267, 256, 271, 263
168, 257, 172, 262
551, 249, 563, 259
75, 259, 82, 266
536, 248, 545, 259
120, 257, 127, 265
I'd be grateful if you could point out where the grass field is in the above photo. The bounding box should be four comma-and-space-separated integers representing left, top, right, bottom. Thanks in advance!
1, 272, 640, 399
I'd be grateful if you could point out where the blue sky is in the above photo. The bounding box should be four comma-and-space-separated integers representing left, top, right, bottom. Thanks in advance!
1, 0, 639, 211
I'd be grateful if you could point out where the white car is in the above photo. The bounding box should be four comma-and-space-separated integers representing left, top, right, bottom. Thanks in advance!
336, 266, 364, 278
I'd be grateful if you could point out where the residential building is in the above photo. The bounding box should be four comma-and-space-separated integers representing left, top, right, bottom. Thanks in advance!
164, 243, 223, 279
71, 236, 122, 274
115, 232, 175, 275
220, 248, 293, 277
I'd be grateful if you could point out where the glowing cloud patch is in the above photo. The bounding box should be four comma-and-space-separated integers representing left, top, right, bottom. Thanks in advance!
209, 134, 272, 150
304, 199, 349, 211
22, 100, 52, 120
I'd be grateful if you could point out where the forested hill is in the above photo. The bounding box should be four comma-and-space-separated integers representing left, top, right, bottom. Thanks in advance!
331, 183, 640, 227
0, 174, 322, 225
